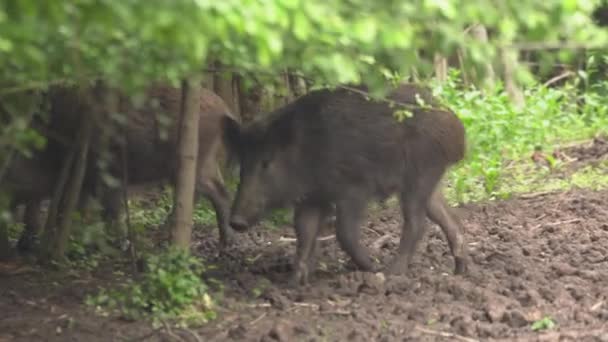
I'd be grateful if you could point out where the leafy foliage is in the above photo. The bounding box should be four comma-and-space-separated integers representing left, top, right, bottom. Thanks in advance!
531, 316, 557, 331
437, 68, 608, 203
0, 1, 605, 97
86, 247, 216, 327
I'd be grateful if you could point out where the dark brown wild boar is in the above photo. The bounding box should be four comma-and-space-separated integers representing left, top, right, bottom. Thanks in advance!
4, 84, 240, 251
224, 83, 468, 286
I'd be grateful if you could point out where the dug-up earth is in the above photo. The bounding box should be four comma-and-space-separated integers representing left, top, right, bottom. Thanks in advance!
1, 138, 608, 342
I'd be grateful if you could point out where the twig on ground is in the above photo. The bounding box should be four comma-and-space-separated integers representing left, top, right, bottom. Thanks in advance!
372, 235, 393, 250
590, 300, 604, 312
519, 191, 556, 199
249, 312, 267, 326
278, 235, 334, 243
322, 309, 352, 316
293, 302, 320, 310
178, 328, 203, 342
415, 326, 479, 342
160, 320, 187, 342
531, 218, 582, 231
367, 227, 384, 237
543, 71, 575, 87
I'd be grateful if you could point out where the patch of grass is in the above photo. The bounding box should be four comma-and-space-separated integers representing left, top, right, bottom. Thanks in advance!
531, 316, 557, 331
86, 247, 217, 328
262, 208, 293, 230
435, 69, 608, 203
444, 158, 608, 205
129, 187, 173, 228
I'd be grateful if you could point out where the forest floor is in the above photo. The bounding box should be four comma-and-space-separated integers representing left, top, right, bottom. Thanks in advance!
1, 137, 608, 342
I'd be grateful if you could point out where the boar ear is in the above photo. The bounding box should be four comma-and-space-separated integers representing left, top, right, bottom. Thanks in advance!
222, 116, 244, 161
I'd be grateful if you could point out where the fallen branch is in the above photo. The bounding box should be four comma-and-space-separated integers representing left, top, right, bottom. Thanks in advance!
531, 218, 582, 231
178, 328, 203, 342
518, 191, 555, 200
249, 312, 267, 326
278, 235, 335, 243
322, 309, 352, 316
367, 227, 384, 237
506, 41, 603, 51
543, 70, 575, 87
293, 302, 320, 310
160, 320, 187, 342
372, 235, 393, 250
415, 326, 479, 342
590, 300, 604, 312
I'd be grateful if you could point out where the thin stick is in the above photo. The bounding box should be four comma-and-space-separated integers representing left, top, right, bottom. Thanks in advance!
590, 300, 604, 312
322, 310, 351, 316
518, 191, 555, 200
249, 312, 267, 326
372, 235, 393, 250
278, 235, 334, 243
121, 136, 138, 274
160, 320, 187, 342
293, 302, 319, 310
543, 71, 575, 87
415, 326, 479, 342
506, 42, 603, 51
178, 327, 203, 342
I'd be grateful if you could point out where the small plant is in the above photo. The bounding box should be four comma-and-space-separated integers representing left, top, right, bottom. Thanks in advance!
531, 316, 556, 331
86, 247, 217, 327
193, 199, 217, 227
262, 208, 292, 230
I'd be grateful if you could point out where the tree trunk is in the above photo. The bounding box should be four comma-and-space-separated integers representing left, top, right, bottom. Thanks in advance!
50, 109, 92, 260
39, 124, 78, 261
434, 53, 448, 83
38, 85, 96, 262
213, 61, 239, 115
501, 48, 525, 108
286, 69, 306, 100
171, 77, 201, 248
0, 216, 10, 260
469, 24, 496, 92
238, 78, 263, 123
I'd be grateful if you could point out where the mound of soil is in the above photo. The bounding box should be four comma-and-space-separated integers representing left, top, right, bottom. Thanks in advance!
562, 136, 608, 162
2, 186, 608, 341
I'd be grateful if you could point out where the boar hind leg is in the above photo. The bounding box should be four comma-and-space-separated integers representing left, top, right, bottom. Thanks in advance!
385, 192, 427, 275
196, 163, 234, 249
335, 195, 375, 272
426, 189, 468, 275
290, 202, 332, 287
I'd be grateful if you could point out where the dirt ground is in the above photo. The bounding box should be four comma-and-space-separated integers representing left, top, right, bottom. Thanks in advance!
1, 139, 608, 342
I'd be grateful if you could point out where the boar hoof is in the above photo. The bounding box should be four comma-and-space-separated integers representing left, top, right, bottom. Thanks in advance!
454, 257, 468, 275
289, 263, 310, 287
229, 217, 249, 232
219, 229, 235, 250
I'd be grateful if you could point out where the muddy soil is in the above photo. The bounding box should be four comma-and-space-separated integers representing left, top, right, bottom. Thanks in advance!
2, 187, 608, 342
1, 137, 608, 342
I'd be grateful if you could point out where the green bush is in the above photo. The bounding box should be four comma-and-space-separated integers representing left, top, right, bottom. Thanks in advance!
86, 247, 217, 327
435, 69, 608, 203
